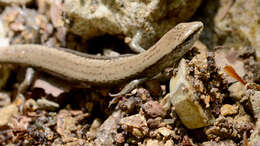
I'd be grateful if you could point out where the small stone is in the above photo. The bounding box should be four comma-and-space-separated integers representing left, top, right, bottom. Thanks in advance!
157, 127, 174, 137
23, 98, 39, 112
143, 101, 164, 118
33, 77, 70, 97
205, 115, 253, 140
0, 104, 18, 128
120, 114, 148, 138
114, 133, 125, 144
147, 117, 162, 129
228, 82, 246, 101
57, 110, 87, 143
234, 114, 252, 126
165, 140, 174, 146
132, 128, 143, 138
169, 59, 215, 129
163, 119, 175, 125
9, 115, 31, 131
0, 0, 32, 6
94, 111, 122, 145
248, 90, 260, 118
143, 139, 160, 146
119, 97, 138, 113
220, 104, 238, 116
103, 49, 120, 57
89, 118, 102, 135
37, 98, 60, 111
136, 88, 150, 101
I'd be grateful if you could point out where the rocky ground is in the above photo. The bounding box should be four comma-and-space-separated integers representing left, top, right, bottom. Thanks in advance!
0, 0, 260, 145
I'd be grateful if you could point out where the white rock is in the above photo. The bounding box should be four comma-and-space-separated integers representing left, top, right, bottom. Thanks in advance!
169, 59, 214, 129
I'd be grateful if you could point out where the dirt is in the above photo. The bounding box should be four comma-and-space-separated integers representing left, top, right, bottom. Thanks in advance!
0, 0, 260, 145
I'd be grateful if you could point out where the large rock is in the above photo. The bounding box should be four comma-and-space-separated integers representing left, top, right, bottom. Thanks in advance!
63, 0, 201, 50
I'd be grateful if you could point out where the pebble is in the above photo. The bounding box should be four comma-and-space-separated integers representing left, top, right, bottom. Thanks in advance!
143, 101, 164, 118
120, 114, 148, 138
0, 104, 18, 128
37, 98, 60, 111
220, 104, 238, 116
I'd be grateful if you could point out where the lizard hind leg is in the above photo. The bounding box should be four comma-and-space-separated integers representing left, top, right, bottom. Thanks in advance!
108, 78, 148, 106
109, 78, 148, 97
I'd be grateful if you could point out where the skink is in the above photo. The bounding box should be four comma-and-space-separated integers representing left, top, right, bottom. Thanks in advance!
0, 22, 203, 87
